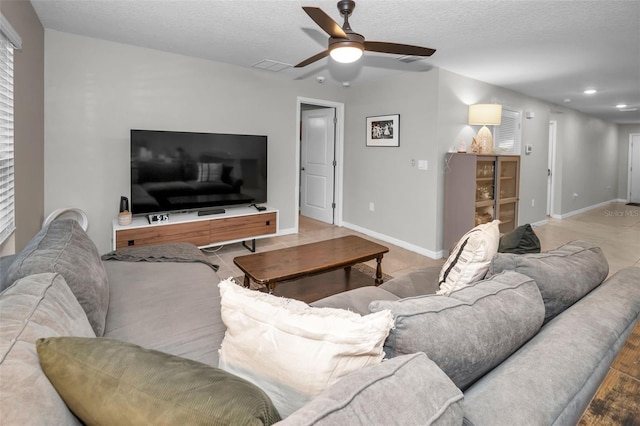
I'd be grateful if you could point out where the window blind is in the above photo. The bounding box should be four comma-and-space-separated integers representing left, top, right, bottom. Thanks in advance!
494, 108, 521, 155
0, 32, 15, 244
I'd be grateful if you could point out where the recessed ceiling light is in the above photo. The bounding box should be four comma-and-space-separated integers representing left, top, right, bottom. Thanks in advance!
583, 89, 597, 95
616, 104, 627, 108
563, 98, 572, 103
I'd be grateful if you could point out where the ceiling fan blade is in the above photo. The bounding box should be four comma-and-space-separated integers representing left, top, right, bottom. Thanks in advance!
295, 50, 330, 68
364, 41, 436, 57
302, 7, 348, 39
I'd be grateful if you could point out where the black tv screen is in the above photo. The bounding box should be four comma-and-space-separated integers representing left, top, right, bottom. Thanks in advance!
130, 129, 267, 214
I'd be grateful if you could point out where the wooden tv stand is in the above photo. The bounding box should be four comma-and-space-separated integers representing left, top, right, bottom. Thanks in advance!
111, 206, 277, 251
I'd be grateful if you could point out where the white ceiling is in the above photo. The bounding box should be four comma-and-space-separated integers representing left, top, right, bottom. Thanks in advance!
30, 0, 640, 124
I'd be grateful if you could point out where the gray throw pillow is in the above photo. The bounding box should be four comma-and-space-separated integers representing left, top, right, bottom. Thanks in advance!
37, 337, 282, 426
4, 219, 109, 335
369, 271, 544, 390
498, 224, 541, 254
0, 273, 95, 425
490, 240, 609, 323
279, 353, 464, 426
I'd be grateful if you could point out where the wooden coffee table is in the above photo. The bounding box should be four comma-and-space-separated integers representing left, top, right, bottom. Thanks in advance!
233, 235, 389, 293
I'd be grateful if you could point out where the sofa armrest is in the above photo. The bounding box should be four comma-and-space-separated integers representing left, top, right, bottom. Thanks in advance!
379, 265, 441, 298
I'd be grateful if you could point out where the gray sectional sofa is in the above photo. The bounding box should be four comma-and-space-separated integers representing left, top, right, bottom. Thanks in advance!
1, 219, 639, 425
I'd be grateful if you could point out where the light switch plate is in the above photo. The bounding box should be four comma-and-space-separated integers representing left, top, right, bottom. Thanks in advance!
418, 160, 428, 170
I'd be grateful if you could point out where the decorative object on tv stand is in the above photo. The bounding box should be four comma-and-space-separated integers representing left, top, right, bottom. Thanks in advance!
468, 104, 502, 154
118, 196, 132, 226
366, 114, 400, 147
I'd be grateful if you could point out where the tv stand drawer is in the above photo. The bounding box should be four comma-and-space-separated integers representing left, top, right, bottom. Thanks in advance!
115, 221, 210, 248
209, 212, 277, 244
112, 207, 278, 250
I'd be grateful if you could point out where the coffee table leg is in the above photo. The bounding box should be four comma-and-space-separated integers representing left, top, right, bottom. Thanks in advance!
243, 275, 250, 288
375, 256, 384, 285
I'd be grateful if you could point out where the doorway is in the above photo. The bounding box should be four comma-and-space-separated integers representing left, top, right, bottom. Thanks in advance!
629, 133, 640, 203
300, 106, 336, 224
547, 120, 557, 216
295, 97, 345, 230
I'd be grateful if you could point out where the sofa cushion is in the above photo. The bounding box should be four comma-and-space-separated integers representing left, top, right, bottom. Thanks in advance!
463, 266, 640, 426
36, 337, 281, 426
279, 353, 464, 426
438, 220, 500, 295
4, 219, 110, 335
369, 271, 544, 390
379, 265, 442, 298
103, 261, 224, 366
489, 240, 609, 323
310, 285, 400, 315
217, 278, 394, 418
498, 223, 541, 254
0, 273, 95, 426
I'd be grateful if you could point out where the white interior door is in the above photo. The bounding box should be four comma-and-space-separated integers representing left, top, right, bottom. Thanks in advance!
547, 121, 557, 216
629, 133, 640, 203
300, 108, 335, 224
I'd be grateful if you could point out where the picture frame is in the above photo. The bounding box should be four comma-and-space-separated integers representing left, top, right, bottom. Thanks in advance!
366, 114, 400, 147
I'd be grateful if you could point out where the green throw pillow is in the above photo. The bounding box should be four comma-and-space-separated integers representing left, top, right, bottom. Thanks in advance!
498, 224, 541, 254
36, 337, 281, 426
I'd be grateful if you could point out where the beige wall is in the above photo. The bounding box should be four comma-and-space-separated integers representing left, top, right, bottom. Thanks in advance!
44, 30, 345, 253
41, 28, 630, 257
0, 0, 44, 254
341, 70, 441, 257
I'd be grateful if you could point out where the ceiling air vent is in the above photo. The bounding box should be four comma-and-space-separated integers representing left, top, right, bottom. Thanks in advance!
396, 55, 424, 64
252, 60, 292, 72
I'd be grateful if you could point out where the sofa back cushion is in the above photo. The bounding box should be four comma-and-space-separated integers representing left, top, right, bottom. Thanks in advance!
0, 273, 95, 425
369, 271, 544, 390
3, 219, 110, 335
280, 353, 464, 426
489, 240, 609, 324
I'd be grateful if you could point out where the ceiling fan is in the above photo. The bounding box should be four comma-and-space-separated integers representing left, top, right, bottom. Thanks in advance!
295, 0, 436, 68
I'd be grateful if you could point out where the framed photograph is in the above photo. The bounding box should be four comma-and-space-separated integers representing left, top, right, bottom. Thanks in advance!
366, 114, 400, 147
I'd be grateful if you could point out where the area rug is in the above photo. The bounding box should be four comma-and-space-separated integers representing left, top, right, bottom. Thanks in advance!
233, 263, 393, 304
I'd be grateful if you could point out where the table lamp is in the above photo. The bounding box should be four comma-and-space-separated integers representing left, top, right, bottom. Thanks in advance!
468, 104, 502, 154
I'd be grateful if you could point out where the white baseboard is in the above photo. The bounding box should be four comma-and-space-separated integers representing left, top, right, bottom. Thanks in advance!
555, 199, 622, 220
530, 218, 549, 227
277, 226, 297, 236
342, 221, 443, 260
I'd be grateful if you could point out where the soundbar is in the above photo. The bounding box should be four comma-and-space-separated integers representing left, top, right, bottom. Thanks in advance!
197, 208, 226, 216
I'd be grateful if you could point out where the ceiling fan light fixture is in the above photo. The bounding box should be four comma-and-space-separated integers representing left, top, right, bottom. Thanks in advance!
329, 44, 363, 63
329, 38, 364, 64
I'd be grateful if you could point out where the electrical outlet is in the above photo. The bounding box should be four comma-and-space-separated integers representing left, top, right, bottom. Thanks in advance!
369, 202, 375, 212
531, 199, 535, 207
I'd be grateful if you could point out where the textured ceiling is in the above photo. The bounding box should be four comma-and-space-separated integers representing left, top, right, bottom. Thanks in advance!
31, 0, 640, 124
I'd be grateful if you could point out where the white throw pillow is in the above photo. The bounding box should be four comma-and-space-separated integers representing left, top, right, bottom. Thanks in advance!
217, 278, 394, 418
438, 220, 500, 295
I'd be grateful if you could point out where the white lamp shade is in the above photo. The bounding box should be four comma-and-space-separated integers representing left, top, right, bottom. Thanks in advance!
330, 46, 364, 63
468, 104, 502, 126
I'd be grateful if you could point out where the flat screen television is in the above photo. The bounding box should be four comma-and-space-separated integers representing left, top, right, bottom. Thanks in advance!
130, 129, 267, 215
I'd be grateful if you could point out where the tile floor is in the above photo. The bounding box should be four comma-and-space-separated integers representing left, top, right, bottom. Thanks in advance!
206, 201, 640, 281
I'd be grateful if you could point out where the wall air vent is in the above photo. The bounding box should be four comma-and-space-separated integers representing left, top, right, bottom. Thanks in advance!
252, 59, 292, 72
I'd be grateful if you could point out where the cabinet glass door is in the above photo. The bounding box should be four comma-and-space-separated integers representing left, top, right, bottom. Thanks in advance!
497, 157, 520, 233
475, 158, 496, 226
